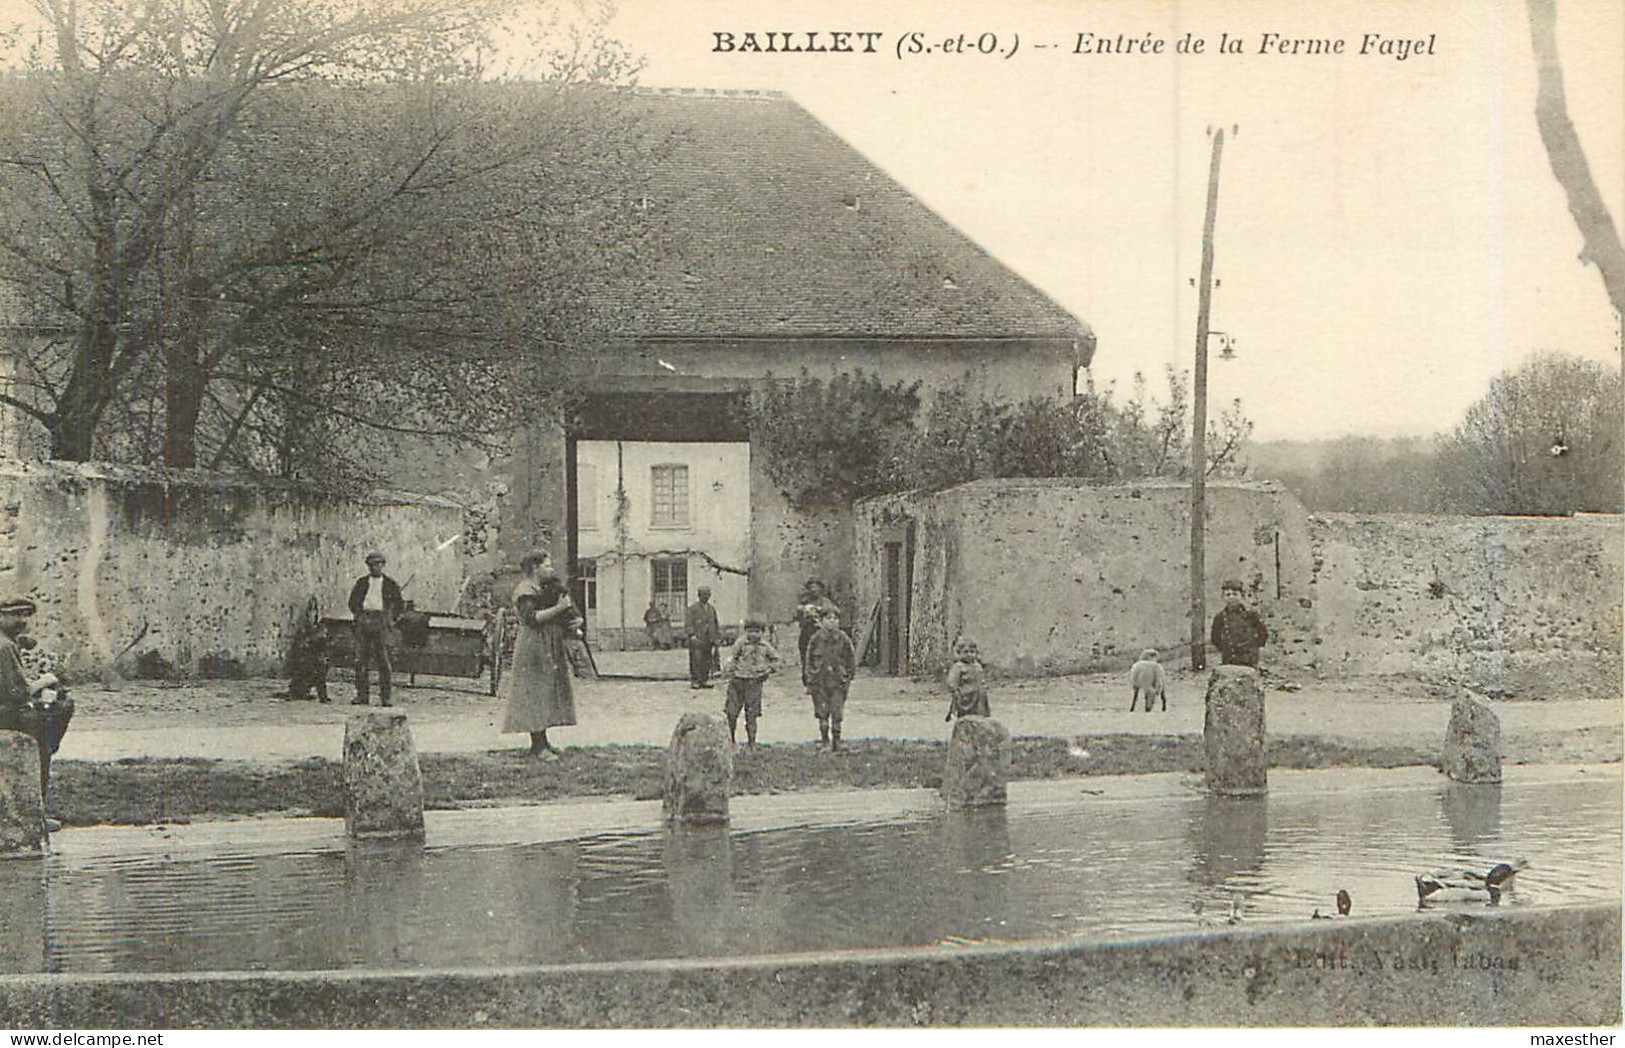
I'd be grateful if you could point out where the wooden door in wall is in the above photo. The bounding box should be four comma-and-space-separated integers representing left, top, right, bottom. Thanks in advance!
879, 522, 914, 675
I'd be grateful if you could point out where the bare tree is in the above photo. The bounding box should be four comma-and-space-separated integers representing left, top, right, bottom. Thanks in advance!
0, 0, 653, 476
1527, 0, 1625, 333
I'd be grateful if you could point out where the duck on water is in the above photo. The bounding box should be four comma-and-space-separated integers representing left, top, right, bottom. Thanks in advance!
1415, 859, 1531, 906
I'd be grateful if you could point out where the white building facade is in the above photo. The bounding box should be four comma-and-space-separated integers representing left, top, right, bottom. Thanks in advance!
575, 439, 750, 648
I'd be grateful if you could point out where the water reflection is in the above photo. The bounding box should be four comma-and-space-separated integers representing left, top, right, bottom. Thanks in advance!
1189, 795, 1268, 886
1441, 782, 1503, 851
0, 861, 45, 972
13, 774, 1621, 974
663, 825, 733, 955
1186, 794, 1268, 922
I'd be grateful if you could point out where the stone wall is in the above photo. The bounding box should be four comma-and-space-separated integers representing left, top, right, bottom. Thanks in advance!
0, 904, 1613, 1027
1309, 513, 1623, 696
853, 480, 1622, 695
749, 460, 855, 626
0, 461, 470, 677
854, 480, 1315, 676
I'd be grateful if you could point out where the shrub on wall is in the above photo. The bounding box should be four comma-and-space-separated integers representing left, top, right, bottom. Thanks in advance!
747, 369, 922, 506
750, 368, 1254, 509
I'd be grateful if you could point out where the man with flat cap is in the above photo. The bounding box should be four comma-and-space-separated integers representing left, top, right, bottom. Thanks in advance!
347, 552, 404, 706
684, 586, 722, 690
0, 596, 74, 811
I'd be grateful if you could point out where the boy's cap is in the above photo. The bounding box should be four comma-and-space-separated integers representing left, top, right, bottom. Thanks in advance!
1141, 648, 1158, 659
0, 597, 36, 616
1221, 579, 1244, 592
743, 616, 766, 630
365, 552, 387, 565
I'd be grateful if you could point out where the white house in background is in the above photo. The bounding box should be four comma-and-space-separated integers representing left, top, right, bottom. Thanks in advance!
575, 439, 750, 648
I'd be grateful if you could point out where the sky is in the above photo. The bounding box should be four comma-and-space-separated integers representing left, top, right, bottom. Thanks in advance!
596, 0, 1625, 441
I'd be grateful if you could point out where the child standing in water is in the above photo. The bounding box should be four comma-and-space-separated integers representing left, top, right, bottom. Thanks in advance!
944, 636, 990, 721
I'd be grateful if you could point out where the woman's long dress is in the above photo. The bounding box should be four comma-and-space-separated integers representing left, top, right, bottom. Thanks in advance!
500, 578, 577, 733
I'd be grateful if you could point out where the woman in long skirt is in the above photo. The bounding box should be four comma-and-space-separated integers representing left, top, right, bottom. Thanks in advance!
500, 549, 579, 760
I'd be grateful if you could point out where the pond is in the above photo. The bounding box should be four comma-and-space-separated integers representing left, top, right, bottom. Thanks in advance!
1, 765, 1617, 974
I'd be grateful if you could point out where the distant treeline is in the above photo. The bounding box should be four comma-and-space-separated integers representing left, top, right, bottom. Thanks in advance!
1247, 354, 1623, 516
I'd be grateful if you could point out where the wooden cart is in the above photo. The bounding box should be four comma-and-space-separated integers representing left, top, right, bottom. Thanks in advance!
322, 610, 505, 695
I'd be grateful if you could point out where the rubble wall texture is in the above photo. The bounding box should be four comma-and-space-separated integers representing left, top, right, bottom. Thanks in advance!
855, 480, 1315, 676
0, 461, 469, 678
1308, 513, 1622, 696
855, 482, 1620, 694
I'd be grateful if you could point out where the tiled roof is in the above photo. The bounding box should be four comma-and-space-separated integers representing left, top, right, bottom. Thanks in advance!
614, 89, 1087, 341
0, 78, 1087, 344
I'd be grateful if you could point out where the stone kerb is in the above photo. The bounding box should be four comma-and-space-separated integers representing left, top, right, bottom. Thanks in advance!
0, 731, 46, 857
1443, 692, 1503, 784
343, 711, 426, 839
942, 716, 1011, 810
664, 712, 733, 825
1204, 666, 1267, 797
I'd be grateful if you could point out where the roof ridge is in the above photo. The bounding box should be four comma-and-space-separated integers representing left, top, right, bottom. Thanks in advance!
617, 85, 788, 102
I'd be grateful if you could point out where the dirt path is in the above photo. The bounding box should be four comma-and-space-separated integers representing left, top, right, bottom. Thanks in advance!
58, 665, 1622, 765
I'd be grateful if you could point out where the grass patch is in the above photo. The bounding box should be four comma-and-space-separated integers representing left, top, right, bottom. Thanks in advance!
47, 734, 1438, 827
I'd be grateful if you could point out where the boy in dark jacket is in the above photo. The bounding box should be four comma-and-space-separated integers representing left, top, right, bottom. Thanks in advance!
803, 609, 856, 750
1210, 580, 1269, 667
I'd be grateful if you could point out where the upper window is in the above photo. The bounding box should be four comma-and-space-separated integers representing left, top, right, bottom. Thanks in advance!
650, 464, 690, 528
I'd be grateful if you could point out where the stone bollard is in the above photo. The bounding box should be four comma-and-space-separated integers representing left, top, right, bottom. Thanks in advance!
1204, 666, 1268, 797
1443, 692, 1502, 784
942, 716, 1012, 811
343, 711, 425, 839
663, 712, 732, 825
0, 731, 45, 858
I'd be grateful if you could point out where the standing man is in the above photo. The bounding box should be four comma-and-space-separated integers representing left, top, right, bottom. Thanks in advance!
684, 586, 723, 690
1210, 579, 1269, 667
348, 552, 404, 706
0, 597, 73, 811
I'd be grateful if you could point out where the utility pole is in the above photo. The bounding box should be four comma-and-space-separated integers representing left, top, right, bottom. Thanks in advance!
1190, 127, 1226, 672
616, 440, 627, 650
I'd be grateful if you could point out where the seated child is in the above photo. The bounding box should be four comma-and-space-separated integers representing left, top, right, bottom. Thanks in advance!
1128, 648, 1166, 712
944, 636, 990, 721
723, 615, 780, 748
285, 597, 331, 703
803, 609, 855, 750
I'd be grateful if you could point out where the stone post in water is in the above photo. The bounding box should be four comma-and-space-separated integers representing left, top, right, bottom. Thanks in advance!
663, 712, 732, 825
1442, 692, 1502, 784
1204, 666, 1268, 796
0, 731, 46, 857
343, 710, 425, 839
942, 716, 1012, 810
